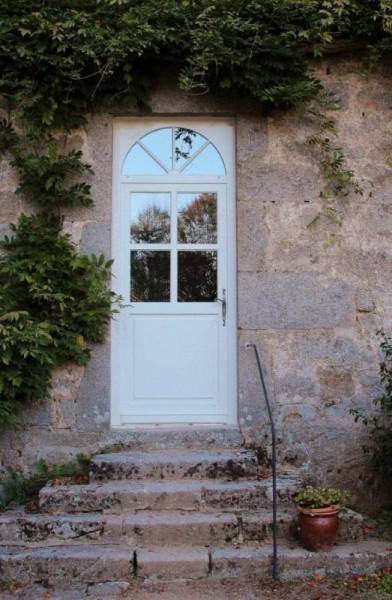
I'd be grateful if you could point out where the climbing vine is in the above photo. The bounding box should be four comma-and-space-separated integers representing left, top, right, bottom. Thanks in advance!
306, 91, 364, 230
351, 331, 392, 480
1, 0, 392, 427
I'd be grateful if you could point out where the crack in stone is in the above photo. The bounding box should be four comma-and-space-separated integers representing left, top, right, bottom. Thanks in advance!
236, 515, 245, 544
208, 549, 213, 574
132, 549, 138, 577
69, 527, 104, 540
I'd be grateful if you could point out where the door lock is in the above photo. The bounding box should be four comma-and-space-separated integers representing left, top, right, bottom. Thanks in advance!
217, 288, 227, 326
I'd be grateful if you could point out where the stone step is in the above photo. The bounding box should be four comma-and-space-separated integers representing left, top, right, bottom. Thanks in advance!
0, 509, 294, 547
94, 426, 244, 452
90, 448, 258, 482
39, 476, 300, 514
0, 507, 369, 547
1, 540, 390, 588
136, 540, 392, 581
137, 546, 209, 580
0, 544, 134, 587
210, 540, 392, 581
0, 512, 125, 546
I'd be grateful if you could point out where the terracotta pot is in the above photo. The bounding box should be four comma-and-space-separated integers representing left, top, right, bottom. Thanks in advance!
297, 505, 340, 552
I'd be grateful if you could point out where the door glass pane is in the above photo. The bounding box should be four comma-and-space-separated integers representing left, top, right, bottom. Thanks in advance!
178, 251, 217, 302
177, 192, 217, 243
174, 128, 207, 170
182, 144, 226, 176
123, 144, 166, 176
130, 192, 171, 243
131, 251, 170, 302
141, 128, 172, 171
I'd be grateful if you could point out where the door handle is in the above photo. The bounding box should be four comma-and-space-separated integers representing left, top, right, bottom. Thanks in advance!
217, 288, 227, 326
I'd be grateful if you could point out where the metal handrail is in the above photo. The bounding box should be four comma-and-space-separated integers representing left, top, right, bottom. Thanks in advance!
245, 342, 278, 580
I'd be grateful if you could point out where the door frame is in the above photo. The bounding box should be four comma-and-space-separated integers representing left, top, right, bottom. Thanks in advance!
111, 117, 237, 427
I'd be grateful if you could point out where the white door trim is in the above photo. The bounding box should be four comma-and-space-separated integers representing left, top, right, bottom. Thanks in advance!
111, 117, 237, 427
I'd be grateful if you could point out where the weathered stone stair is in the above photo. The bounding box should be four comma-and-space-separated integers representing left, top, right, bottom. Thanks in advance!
90, 448, 259, 481
0, 446, 390, 598
0, 508, 297, 547
39, 476, 299, 513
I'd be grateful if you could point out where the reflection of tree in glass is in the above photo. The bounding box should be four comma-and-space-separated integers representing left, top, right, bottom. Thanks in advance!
174, 127, 199, 163
130, 193, 217, 302
131, 251, 170, 302
178, 251, 217, 302
130, 205, 170, 243
178, 193, 217, 244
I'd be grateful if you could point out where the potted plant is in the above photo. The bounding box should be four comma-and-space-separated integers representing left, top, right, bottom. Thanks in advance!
293, 486, 351, 552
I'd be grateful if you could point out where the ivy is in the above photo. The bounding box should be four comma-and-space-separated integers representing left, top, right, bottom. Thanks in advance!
307, 113, 363, 199
0, 312, 54, 426
0, 0, 391, 427
306, 92, 364, 228
2, 0, 391, 134
0, 214, 116, 427
351, 332, 392, 481
0, 124, 93, 210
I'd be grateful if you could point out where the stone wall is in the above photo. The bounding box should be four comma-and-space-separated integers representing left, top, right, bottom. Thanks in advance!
1, 58, 391, 510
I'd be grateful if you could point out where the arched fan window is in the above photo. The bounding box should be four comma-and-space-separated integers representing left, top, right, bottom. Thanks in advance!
122, 127, 226, 176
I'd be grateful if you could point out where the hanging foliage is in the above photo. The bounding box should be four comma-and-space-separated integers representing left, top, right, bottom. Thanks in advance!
0, 214, 116, 427
0, 0, 392, 427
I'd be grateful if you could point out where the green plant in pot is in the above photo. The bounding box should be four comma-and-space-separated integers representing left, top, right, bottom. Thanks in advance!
293, 486, 351, 552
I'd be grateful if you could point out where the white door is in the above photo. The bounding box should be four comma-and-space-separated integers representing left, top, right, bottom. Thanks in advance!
111, 119, 236, 426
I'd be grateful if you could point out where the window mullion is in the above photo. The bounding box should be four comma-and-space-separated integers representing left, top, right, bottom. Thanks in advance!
171, 188, 178, 302
138, 140, 169, 173
178, 140, 209, 173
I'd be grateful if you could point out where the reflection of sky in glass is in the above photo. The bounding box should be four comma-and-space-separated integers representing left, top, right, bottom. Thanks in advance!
122, 127, 226, 176
177, 193, 195, 213
123, 144, 165, 175
174, 128, 207, 169
183, 144, 225, 175
142, 128, 172, 170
